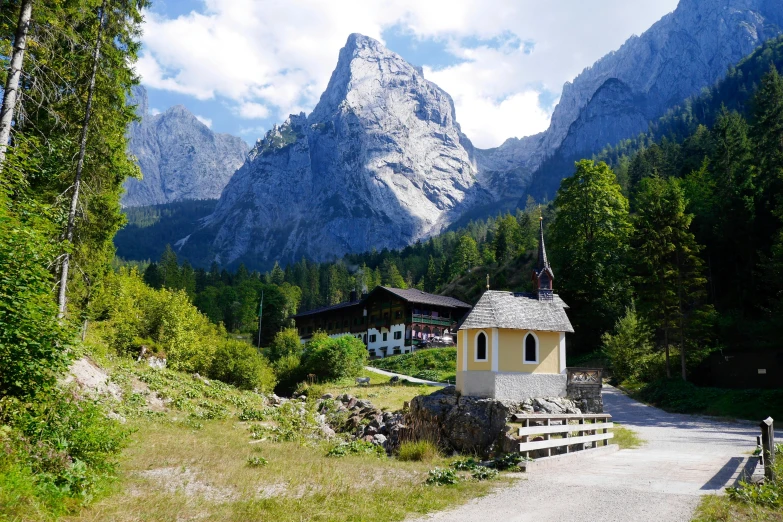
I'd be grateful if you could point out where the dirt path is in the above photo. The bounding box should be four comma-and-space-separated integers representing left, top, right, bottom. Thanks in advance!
410, 385, 780, 522
363, 366, 447, 386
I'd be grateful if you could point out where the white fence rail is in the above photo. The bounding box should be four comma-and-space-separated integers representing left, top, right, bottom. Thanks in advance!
512, 413, 614, 459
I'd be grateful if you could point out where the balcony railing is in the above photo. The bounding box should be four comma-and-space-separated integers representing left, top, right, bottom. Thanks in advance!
410, 314, 453, 327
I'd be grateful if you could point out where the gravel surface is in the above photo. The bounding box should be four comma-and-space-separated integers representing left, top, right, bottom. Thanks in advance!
409, 384, 781, 522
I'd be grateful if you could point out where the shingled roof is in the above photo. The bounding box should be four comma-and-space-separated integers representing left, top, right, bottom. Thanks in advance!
378, 287, 471, 309
459, 291, 574, 333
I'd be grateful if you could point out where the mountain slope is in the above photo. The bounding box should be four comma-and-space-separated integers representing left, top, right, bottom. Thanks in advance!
489, 0, 783, 200
179, 34, 485, 269
122, 86, 248, 207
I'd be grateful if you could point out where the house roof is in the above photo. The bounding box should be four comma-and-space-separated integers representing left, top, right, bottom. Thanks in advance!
292, 300, 362, 318
292, 286, 471, 319
377, 287, 471, 309
459, 290, 574, 333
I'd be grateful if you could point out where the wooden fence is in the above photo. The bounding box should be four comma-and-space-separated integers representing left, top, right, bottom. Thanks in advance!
512, 413, 614, 459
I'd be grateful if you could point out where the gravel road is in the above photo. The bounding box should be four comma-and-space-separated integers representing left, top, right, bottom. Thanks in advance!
409, 385, 781, 522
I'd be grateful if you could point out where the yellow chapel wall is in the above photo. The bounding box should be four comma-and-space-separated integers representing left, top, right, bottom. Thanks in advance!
458, 328, 562, 374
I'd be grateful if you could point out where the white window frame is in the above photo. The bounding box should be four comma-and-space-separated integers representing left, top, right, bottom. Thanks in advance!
474, 330, 488, 362
523, 331, 539, 364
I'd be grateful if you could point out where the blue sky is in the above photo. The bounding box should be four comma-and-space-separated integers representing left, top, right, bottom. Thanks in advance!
138, 0, 679, 148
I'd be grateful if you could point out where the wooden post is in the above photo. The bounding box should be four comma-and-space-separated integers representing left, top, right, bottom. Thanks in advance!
760, 417, 776, 481
545, 418, 551, 457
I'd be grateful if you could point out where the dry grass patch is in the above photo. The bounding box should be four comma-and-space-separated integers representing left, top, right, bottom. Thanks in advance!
612, 424, 644, 449
321, 373, 439, 412
64, 418, 503, 522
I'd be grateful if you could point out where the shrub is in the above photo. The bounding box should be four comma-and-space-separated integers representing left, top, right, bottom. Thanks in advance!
425, 468, 460, 486
450, 457, 480, 471
0, 203, 72, 398
302, 335, 368, 381
601, 306, 653, 383
0, 387, 130, 515
326, 440, 385, 458
209, 339, 277, 392
397, 440, 439, 462
471, 467, 499, 481
272, 353, 307, 395
414, 370, 441, 381
268, 328, 302, 362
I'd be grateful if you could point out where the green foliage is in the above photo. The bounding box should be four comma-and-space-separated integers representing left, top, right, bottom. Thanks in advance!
491, 453, 529, 471
302, 335, 368, 382
470, 467, 499, 481
602, 306, 654, 382
246, 456, 269, 467
370, 348, 457, 383
210, 339, 277, 392
635, 379, 783, 421
326, 440, 386, 458
269, 327, 303, 362
0, 198, 71, 398
727, 446, 783, 509
450, 457, 480, 471
397, 440, 439, 462
0, 388, 131, 515
425, 468, 460, 486
550, 160, 633, 351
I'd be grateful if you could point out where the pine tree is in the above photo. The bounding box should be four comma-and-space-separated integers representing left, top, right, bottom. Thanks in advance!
633, 176, 710, 379
159, 245, 181, 290
454, 235, 480, 276
550, 160, 632, 351
269, 261, 285, 286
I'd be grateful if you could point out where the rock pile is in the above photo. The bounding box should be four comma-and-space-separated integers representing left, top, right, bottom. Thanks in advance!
317, 393, 406, 452
506, 396, 582, 415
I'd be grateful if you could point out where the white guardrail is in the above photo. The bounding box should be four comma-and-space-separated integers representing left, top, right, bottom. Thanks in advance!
512, 413, 614, 459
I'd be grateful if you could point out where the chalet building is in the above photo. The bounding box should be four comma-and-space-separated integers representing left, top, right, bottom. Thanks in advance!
456, 218, 574, 401
292, 287, 472, 358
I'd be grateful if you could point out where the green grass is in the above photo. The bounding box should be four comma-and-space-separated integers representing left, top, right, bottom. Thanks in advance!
370, 348, 457, 384
694, 494, 783, 521
398, 441, 440, 462
612, 424, 644, 449
628, 378, 783, 422
321, 373, 439, 412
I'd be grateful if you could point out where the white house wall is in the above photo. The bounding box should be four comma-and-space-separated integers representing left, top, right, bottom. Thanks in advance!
367, 323, 407, 358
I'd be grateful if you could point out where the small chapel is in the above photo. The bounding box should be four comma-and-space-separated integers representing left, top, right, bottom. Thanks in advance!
455, 217, 574, 401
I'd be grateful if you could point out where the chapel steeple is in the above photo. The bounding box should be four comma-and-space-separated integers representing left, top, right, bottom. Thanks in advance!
533, 216, 554, 301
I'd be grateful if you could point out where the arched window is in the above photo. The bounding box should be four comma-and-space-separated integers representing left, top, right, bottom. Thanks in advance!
524, 332, 539, 364
475, 331, 487, 361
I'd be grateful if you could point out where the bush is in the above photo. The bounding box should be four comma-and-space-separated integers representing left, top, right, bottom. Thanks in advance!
450, 457, 480, 471
209, 339, 276, 392
601, 306, 653, 383
425, 468, 460, 486
246, 456, 268, 467
302, 335, 368, 381
268, 328, 302, 362
0, 202, 72, 398
272, 353, 307, 395
370, 348, 456, 382
397, 440, 439, 462
0, 388, 130, 516
326, 440, 385, 458
471, 467, 499, 481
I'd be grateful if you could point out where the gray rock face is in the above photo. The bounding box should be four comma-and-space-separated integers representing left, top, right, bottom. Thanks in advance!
409, 386, 508, 455
122, 86, 248, 207
184, 34, 484, 268
484, 0, 783, 196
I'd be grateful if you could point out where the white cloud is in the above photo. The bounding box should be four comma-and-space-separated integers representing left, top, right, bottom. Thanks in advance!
138, 0, 679, 148
150, 107, 161, 116
195, 115, 213, 128
236, 101, 270, 120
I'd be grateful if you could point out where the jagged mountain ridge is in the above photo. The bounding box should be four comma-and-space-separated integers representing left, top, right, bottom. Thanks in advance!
178, 34, 487, 269
122, 86, 248, 207
168, 0, 783, 270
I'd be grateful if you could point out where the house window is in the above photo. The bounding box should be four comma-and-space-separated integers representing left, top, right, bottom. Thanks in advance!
524, 332, 539, 364
382, 332, 388, 341
369, 334, 377, 343
395, 310, 401, 319
393, 331, 402, 340
475, 331, 487, 361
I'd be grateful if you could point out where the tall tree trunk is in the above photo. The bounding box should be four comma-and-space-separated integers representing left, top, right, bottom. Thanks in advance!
0, 0, 34, 172
57, 0, 107, 319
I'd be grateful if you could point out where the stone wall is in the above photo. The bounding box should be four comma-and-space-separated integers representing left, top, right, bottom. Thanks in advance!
566, 368, 603, 413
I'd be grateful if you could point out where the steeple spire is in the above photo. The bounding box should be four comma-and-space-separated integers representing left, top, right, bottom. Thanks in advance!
533, 215, 554, 301
537, 215, 549, 272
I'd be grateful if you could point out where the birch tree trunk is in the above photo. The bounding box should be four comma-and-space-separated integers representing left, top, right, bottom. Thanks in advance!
0, 0, 34, 172
57, 0, 107, 319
